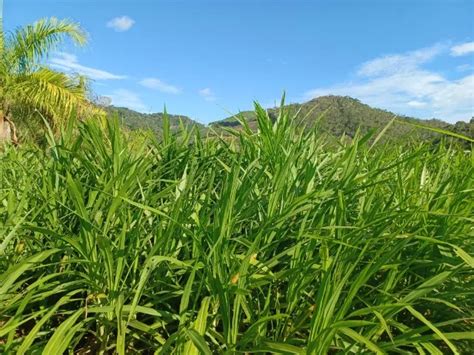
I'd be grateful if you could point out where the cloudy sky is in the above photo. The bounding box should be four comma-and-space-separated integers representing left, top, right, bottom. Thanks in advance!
6, 0, 474, 123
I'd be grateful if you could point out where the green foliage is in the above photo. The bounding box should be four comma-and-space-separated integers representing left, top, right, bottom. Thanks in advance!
213, 95, 474, 144
0, 16, 99, 142
0, 105, 473, 353
106, 106, 204, 136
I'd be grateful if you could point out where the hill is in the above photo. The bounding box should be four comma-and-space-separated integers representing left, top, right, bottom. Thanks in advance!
212, 95, 473, 142
105, 106, 204, 135
105, 96, 473, 144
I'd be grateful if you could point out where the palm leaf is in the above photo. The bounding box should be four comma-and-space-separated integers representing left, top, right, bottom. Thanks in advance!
7, 17, 86, 72
11, 68, 89, 125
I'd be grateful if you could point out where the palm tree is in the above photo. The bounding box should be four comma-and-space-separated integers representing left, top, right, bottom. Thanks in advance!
0, 1, 97, 144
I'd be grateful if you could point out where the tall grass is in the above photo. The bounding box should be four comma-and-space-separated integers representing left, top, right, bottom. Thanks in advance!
0, 104, 473, 354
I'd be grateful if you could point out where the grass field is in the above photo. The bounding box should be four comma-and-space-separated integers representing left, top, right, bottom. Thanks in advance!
1, 105, 473, 354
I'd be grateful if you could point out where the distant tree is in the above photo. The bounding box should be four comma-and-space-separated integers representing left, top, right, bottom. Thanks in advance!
0, 1, 99, 144
93, 95, 112, 108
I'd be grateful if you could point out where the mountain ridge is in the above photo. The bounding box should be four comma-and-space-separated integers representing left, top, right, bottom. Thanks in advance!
212, 95, 473, 142
105, 106, 204, 135
107, 96, 473, 141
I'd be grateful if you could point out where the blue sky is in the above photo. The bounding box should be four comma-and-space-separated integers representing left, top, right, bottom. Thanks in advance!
6, 0, 474, 123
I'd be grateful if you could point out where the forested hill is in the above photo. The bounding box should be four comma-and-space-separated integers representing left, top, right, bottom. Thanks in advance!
105, 106, 204, 135
212, 95, 473, 141
106, 96, 473, 142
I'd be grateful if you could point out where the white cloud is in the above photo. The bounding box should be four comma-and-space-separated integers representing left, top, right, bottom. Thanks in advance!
357, 44, 444, 77
107, 16, 135, 32
450, 41, 474, 57
304, 44, 474, 122
105, 89, 148, 112
50, 52, 126, 80
198, 88, 216, 101
407, 100, 428, 108
457, 64, 473, 72
430, 74, 474, 119
139, 78, 181, 94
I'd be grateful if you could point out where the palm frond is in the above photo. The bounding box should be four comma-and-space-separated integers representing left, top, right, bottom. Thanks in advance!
0, 0, 4, 55
11, 67, 89, 126
7, 17, 87, 72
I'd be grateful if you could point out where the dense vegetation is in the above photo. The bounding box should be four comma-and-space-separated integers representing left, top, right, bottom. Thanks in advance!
105, 106, 203, 136
1, 105, 473, 353
213, 96, 474, 143
108, 95, 473, 147
0, 17, 99, 145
